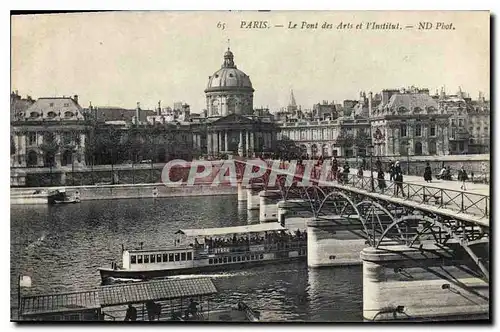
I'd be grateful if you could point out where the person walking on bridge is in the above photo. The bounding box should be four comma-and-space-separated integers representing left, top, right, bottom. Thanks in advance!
332, 157, 338, 181
423, 162, 432, 183
459, 165, 468, 190
394, 162, 405, 198
377, 169, 386, 192
389, 161, 395, 181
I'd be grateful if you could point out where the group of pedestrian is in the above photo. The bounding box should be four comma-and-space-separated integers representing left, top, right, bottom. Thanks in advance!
423, 162, 469, 190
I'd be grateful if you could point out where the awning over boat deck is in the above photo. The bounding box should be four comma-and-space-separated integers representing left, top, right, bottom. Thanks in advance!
175, 223, 287, 237
99, 277, 218, 307
21, 290, 100, 316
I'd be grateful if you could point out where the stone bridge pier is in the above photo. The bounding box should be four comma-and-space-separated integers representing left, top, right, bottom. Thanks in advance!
361, 244, 489, 321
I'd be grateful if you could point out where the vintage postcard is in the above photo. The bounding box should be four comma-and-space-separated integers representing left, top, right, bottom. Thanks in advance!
10, 10, 490, 323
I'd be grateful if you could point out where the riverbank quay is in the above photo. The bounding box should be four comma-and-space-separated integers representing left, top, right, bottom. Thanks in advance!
11, 182, 237, 205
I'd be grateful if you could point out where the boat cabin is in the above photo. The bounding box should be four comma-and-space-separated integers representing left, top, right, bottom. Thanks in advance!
122, 246, 195, 270
175, 223, 307, 257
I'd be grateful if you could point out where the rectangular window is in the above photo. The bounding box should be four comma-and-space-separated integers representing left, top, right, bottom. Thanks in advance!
415, 125, 422, 137
150, 254, 155, 263
223, 257, 227, 263
187, 252, 192, 260
251, 255, 254, 260
181, 253, 186, 261
260, 254, 264, 259
144, 255, 149, 263
63, 132, 72, 145
157, 254, 162, 262
169, 253, 174, 262
28, 132, 37, 145
237, 256, 241, 262
137, 255, 143, 264
209, 258, 213, 264
175, 253, 180, 261
451, 119, 456, 126
233, 257, 237, 262
400, 124, 407, 137
131, 255, 136, 264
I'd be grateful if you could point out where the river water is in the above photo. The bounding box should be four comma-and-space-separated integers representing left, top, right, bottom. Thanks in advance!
10, 195, 362, 322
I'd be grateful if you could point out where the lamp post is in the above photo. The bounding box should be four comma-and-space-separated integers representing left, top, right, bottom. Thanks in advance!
369, 144, 374, 192
406, 142, 410, 175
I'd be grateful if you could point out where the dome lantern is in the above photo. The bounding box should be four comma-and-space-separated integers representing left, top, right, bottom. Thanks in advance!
223, 48, 236, 68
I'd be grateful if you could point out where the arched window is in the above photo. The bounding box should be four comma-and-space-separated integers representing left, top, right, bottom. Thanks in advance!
429, 141, 437, 155
415, 142, 423, 156
226, 98, 236, 115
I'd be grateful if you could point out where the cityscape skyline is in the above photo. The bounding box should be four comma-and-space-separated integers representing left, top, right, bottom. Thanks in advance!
12, 11, 489, 112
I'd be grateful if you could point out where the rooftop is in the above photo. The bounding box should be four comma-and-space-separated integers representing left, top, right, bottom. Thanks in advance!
21, 290, 100, 316
21, 278, 218, 316
176, 223, 287, 237
99, 278, 217, 307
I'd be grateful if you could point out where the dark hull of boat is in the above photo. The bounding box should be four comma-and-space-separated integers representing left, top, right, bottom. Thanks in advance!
99, 255, 306, 284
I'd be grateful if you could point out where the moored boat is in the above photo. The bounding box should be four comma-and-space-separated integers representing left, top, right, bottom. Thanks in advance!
99, 223, 307, 284
48, 189, 80, 205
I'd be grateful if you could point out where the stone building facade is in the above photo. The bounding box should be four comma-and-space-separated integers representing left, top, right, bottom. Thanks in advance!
11, 95, 89, 168
370, 87, 451, 157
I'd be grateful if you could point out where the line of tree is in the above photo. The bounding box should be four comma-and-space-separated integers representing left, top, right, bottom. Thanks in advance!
84, 125, 195, 166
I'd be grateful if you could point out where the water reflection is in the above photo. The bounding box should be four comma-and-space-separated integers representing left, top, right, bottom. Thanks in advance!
11, 196, 362, 321
307, 266, 363, 321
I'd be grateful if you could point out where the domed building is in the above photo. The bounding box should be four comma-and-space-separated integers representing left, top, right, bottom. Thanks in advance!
191, 47, 277, 158
205, 48, 254, 117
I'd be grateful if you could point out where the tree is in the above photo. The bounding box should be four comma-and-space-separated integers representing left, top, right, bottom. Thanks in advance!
275, 135, 300, 159
40, 132, 59, 166
354, 130, 371, 150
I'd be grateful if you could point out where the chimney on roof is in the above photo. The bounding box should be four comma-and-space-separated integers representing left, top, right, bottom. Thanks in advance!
136, 102, 141, 126
73, 95, 79, 104
368, 92, 373, 117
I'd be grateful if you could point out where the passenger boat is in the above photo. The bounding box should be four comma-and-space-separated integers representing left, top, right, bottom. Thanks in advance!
99, 223, 307, 284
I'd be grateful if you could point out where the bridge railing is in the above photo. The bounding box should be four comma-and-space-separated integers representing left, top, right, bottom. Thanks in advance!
337, 173, 489, 219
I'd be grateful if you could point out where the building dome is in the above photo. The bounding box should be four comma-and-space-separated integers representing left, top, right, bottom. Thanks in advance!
205, 48, 255, 117
206, 67, 253, 90
205, 48, 254, 92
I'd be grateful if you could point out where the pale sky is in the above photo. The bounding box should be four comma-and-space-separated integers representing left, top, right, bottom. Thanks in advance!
11, 11, 490, 113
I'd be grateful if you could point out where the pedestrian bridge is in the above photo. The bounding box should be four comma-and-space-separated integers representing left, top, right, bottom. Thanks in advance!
237, 160, 490, 282
238, 160, 490, 321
